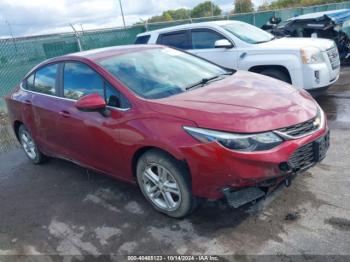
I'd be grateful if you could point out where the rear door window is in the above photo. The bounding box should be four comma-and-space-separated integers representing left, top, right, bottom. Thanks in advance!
25, 74, 35, 90
157, 31, 190, 49
33, 64, 58, 95
135, 35, 151, 44
191, 29, 227, 49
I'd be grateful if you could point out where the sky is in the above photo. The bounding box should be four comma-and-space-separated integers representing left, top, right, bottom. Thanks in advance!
0, 0, 267, 38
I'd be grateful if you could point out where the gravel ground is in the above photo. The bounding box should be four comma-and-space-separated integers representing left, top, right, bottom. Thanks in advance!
0, 69, 349, 261
0, 110, 19, 154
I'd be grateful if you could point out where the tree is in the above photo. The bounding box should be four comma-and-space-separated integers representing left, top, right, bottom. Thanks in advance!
190, 1, 222, 18
134, 1, 222, 25
233, 0, 254, 14
146, 8, 191, 23
257, 0, 343, 11
163, 12, 173, 21
167, 8, 191, 20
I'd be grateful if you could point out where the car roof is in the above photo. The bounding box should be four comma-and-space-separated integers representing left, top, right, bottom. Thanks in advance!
30, 45, 162, 73
137, 20, 242, 37
67, 44, 161, 60
46, 44, 161, 63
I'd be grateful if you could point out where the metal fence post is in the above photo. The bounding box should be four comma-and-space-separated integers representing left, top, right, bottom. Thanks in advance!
69, 23, 82, 51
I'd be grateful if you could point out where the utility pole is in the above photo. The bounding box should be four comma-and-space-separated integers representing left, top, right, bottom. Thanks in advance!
80, 24, 84, 35
5, 20, 14, 39
211, 1, 214, 17
118, 0, 126, 28
5, 20, 17, 53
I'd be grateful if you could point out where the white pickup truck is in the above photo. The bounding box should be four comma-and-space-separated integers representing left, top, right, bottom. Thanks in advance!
135, 20, 340, 91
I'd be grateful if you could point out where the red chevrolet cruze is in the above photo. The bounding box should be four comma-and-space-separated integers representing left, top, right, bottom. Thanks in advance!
5, 45, 329, 217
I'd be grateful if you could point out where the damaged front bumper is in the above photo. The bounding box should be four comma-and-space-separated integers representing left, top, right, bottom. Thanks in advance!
221, 173, 297, 208
221, 130, 330, 208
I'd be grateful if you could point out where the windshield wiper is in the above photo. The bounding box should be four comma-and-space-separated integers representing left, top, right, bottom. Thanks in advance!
185, 74, 227, 91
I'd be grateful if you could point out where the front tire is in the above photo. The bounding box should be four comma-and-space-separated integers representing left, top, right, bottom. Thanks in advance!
260, 69, 291, 84
136, 149, 197, 218
18, 125, 46, 164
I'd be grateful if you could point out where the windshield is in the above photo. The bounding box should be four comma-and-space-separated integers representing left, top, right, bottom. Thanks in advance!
99, 47, 229, 99
222, 22, 275, 44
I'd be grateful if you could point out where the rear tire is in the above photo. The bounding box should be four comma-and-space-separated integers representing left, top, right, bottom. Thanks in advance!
136, 149, 198, 218
260, 69, 291, 84
18, 125, 46, 164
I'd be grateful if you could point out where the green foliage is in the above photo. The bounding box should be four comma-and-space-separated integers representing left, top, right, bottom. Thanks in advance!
233, 0, 254, 14
190, 1, 222, 18
258, 0, 343, 11
147, 8, 191, 23
141, 1, 221, 24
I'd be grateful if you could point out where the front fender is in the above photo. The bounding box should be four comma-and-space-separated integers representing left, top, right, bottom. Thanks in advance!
239, 52, 304, 88
118, 114, 198, 179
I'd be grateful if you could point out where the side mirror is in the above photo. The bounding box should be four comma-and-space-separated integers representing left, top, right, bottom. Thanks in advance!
76, 93, 108, 114
215, 39, 233, 49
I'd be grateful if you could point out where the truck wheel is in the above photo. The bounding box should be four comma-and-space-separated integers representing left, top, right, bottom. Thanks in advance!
18, 125, 46, 164
260, 69, 291, 84
136, 149, 198, 218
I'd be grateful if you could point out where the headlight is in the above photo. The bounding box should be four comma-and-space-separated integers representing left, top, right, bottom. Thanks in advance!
315, 104, 325, 129
301, 47, 324, 64
183, 126, 283, 152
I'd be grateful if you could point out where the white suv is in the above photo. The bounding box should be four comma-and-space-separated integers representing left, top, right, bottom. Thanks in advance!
136, 20, 340, 91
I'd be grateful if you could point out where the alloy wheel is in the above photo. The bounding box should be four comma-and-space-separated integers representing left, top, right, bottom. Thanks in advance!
142, 163, 182, 211
20, 130, 37, 160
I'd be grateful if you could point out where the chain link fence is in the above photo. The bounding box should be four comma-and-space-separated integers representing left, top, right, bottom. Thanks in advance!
1, 1, 350, 113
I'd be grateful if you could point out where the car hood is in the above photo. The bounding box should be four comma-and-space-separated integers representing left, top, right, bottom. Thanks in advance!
258, 37, 334, 51
148, 71, 318, 133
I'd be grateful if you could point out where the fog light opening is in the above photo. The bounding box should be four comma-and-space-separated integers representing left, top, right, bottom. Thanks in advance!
279, 162, 291, 172
314, 70, 320, 84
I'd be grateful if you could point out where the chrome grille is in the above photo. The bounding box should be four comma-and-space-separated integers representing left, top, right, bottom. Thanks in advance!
327, 47, 340, 70
288, 142, 315, 171
277, 117, 318, 137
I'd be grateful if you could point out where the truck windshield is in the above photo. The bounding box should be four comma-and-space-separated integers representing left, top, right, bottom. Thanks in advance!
99, 47, 230, 99
222, 22, 275, 44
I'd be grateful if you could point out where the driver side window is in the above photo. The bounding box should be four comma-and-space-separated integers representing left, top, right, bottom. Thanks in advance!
63, 62, 104, 100
63, 61, 130, 109
191, 29, 228, 49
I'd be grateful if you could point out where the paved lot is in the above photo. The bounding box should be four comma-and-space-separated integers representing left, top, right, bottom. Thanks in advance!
0, 69, 350, 259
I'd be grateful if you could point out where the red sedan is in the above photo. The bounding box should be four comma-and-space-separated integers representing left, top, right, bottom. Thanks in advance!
5, 45, 329, 217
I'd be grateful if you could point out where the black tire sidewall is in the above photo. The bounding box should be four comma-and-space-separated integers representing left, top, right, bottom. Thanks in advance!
261, 69, 290, 83
136, 150, 194, 218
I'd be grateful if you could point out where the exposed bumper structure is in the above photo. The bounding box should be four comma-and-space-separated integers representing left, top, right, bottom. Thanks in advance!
180, 121, 329, 200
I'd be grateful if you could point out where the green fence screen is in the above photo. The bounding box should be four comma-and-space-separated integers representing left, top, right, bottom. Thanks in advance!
1, 1, 350, 110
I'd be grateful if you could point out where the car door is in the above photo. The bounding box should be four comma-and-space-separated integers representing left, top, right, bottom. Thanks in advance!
28, 63, 66, 155
55, 61, 131, 177
189, 28, 239, 69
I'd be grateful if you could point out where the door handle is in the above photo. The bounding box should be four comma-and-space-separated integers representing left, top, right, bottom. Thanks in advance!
59, 111, 71, 118
24, 99, 31, 105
